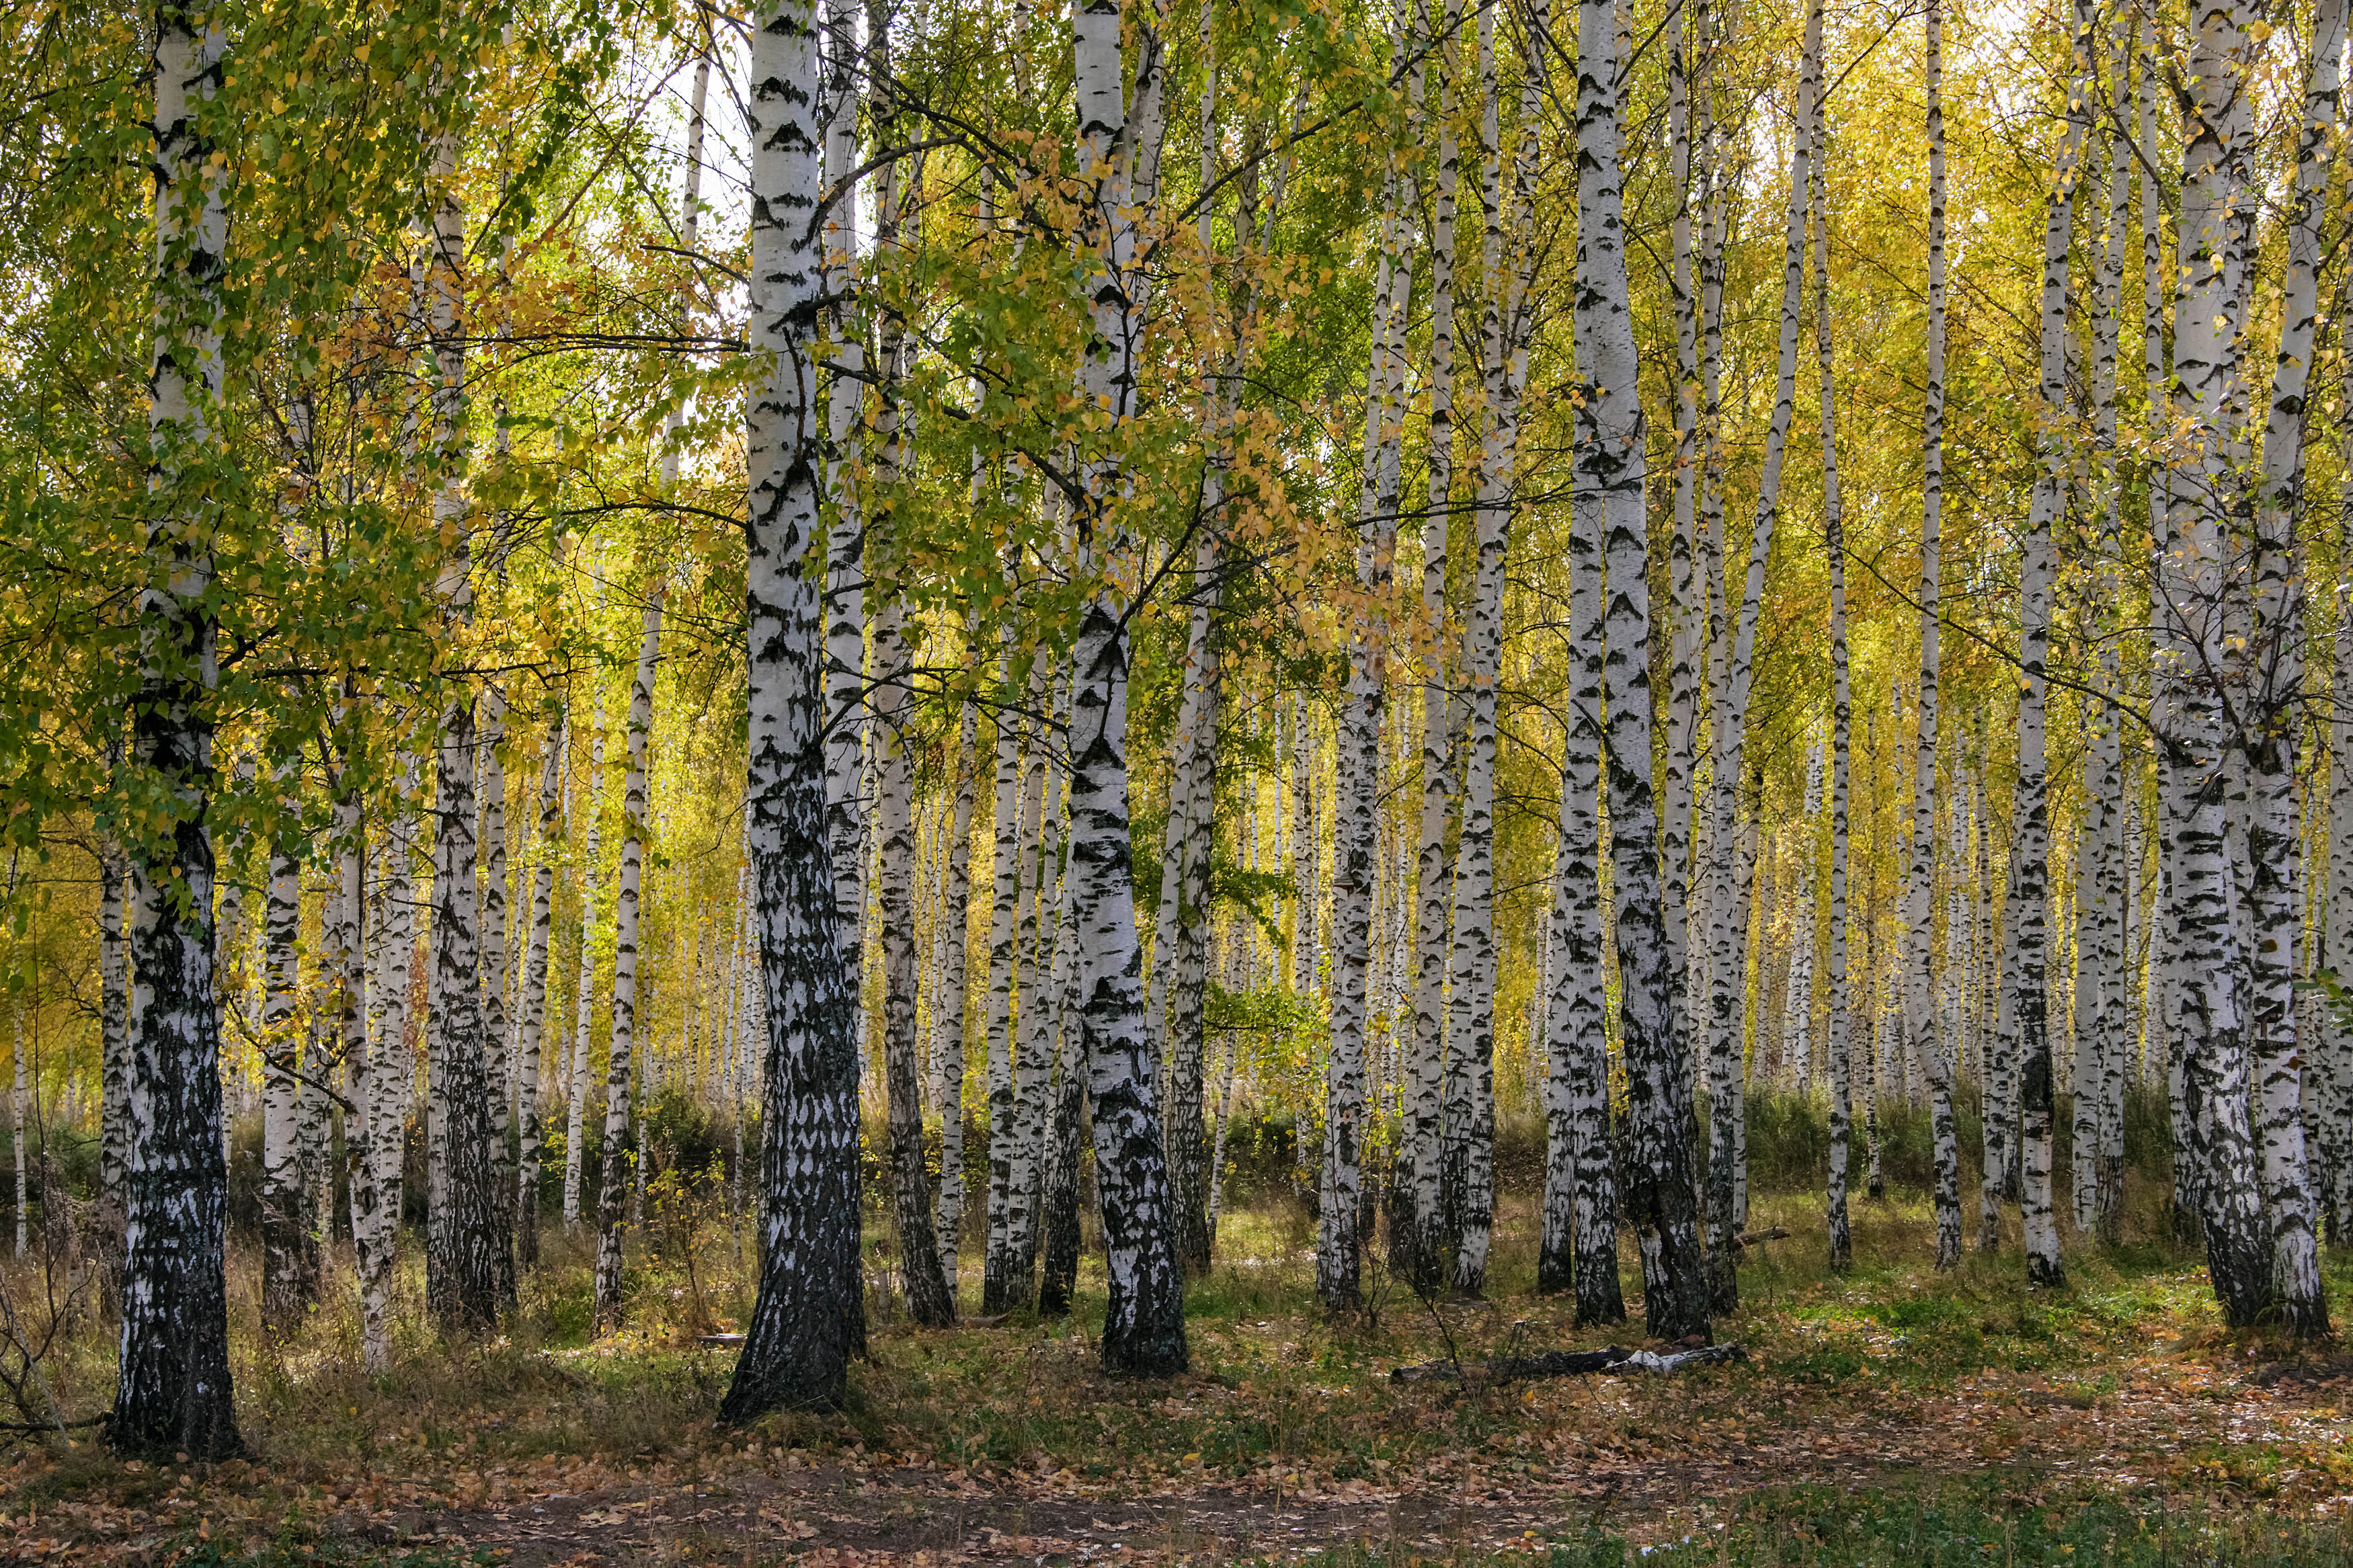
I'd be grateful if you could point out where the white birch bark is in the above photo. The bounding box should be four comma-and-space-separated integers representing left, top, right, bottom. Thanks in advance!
1911, 0, 1960, 1269
1820, 105, 1856, 1269
722, 0, 867, 1417
1705, 0, 1817, 1307
259, 796, 309, 1331
595, 584, 662, 1331
1403, 0, 1466, 1293
2240, 0, 2343, 1335
1323, 0, 1419, 1309
116, 6, 239, 1455
1066, 0, 1187, 1374
2012, 0, 2093, 1290
514, 700, 562, 1268
563, 682, 604, 1231
1440, 0, 1509, 1298
932, 704, 979, 1286
1576, 0, 1709, 1339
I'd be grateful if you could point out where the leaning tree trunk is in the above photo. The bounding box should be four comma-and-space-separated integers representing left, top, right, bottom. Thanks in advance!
595, 583, 663, 1332
721, 0, 865, 1420
114, 4, 239, 1460
1577, 0, 1709, 1344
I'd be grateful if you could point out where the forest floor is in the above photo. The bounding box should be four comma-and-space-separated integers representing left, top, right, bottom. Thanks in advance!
7, 1185, 2353, 1566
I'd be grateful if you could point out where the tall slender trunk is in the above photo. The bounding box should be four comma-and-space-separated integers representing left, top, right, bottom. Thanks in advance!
1441, 0, 1510, 1299
328, 762, 385, 1368
1066, 0, 1186, 1376
563, 684, 604, 1230
722, 0, 865, 1420
1540, 169, 1621, 1320
596, 585, 663, 1331
1291, 695, 1321, 997
1705, 0, 1817, 1310
2329, 563, 2353, 1243
1402, 0, 1466, 1294
2240, 0, 2344, 1336
115, 5, 239, 1458
2079, 6, 2135, 1249
421, 116, 506, 1330
1820, 109, 1856, 1271
260, 806, 309, 1332
98, 787, 127, 1245
1323, 0, 1420, 1310
1008, 682, 1070, 1301
820, 0, 869, 1026
514, 701, 563, 1268
480, 686, 512, 1272
2013, 0, 2093, 1292
1912, 0, 1960, 1270
979, 656, 1028, 1309
364, 761, 416, 1349
1662, 0, 1710, 1145
932, 705, 978, 1288
1576, 0, 1706, 1343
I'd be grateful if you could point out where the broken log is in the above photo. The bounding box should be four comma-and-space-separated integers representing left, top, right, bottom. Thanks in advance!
1390, 1342, 1745, 1385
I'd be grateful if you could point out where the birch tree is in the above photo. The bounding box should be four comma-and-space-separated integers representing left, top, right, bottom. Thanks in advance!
721, 0, 867, 1420
115, 2, 239, 1458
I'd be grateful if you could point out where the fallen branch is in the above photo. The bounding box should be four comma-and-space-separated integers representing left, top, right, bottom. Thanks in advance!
1390, 1342, 1745, 1385
1736, 1227, 1791, 1245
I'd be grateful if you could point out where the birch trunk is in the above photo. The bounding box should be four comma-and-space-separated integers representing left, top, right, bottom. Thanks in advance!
595, 585, 663, 1332
1820, 108, 1856, 1270
2240, 0, 2343, 1335
820, 0, 869, 1006
2012, 0, 2093, 1291
1911, 0, 1960, 1270
259, 811, 309, 1332
722, 0, 866, 1418
1577, 0, 1707, 1342
563, 685, 604, 1230
1067, 0, 1186, 1376
1540, 249, 1620, 1320
2152, 0, 2276, 1323
421, 117, 506, 1330
1441, 0, 1507, 1298
978, 661, 1027, 1309
1322, 1, 1419, 1307
932, 705, 978, 1286
514, 701, 562, 1268
1705, 0, 1817, 1308
116, 4, 239, 1457
1402, 0, 1466, 1294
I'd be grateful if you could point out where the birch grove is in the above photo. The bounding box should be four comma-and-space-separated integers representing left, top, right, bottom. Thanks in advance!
11, 0, 2353, 1467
